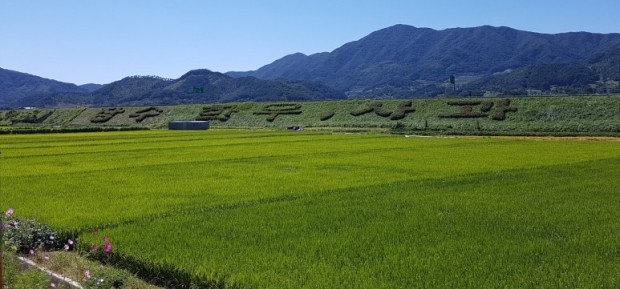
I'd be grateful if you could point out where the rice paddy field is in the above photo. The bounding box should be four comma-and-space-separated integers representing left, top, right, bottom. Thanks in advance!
1, 130, 619, 288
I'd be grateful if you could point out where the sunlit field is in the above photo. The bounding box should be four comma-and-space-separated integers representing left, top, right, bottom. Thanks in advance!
1, 130, 619, 288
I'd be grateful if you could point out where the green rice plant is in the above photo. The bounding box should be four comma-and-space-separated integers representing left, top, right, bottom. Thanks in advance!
2, 130, 620, 288
81, 157, 620, 288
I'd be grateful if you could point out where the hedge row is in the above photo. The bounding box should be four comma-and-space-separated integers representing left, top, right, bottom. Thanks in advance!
129, 107, 164, 123
390, 101, 415, 120
490, 99, 518, 121
319, 111, 336, 121
439, 99, 516, 120
91, 108, 126, 123
196, 105, 238, 121
0, 110, 55, 124
253, 103, 302, 122
350, 101, 415, 120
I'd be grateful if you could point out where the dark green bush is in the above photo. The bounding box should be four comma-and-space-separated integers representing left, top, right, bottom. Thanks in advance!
374, 105, 392, 117
129, 107, 164, 122
3, 218, 64, 253
490, 99, 518, 120
253, 103, 302, 122
319, 111, 335, 121
197, 105, 238, 121
480, 101, 494, 112
390, 101, 415, 120
350, 103, 379, 116
90, 108, 126, 123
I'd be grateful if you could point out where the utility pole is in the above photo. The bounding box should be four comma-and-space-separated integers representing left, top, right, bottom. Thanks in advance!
449, 75, 456, 93
617, 62, 620, 93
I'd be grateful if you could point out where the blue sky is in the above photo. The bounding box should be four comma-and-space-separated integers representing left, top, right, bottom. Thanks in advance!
1, 0, 618, 85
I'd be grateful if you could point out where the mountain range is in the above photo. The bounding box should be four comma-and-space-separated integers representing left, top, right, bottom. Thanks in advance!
230, 24, 620, 96
0, 68, 344, 108
2, 24, 620, 108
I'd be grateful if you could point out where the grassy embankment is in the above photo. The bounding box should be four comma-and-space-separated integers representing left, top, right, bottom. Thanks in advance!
1, 95, 619, 135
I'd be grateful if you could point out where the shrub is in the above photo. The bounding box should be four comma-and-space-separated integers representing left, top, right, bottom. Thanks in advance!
253, 103, 302, 122
350, 102, 381, 116
439, 100, 489, 119
390, 101, 415, 120
490, 99, 518, 121
4, 110, 55, 124
480, 101, 494, 112
196, 105, 238, 121
3, 216, 64, 254
374, 105, 393, 117
90, 108, 126, 123
129, 107, 164, 123
319, 111, 336, 121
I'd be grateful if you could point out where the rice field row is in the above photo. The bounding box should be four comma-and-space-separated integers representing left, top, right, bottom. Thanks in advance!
1, 130, 619, 288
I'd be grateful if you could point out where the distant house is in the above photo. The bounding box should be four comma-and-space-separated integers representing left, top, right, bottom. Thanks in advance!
168, 121, 210, 130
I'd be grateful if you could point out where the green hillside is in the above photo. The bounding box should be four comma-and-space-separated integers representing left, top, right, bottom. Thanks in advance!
1, 96, 619, 136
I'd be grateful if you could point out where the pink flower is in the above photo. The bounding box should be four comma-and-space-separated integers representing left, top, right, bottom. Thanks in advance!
29, 249, 35, 255
5, 208, 13, 217
103, 244, 112, 253
68, 239, 74, 245
50, 282, 56, 288
84, 270, 91, 279
91, 243, 100, 251
63, 244, 70, 251
103, 236, 110, 244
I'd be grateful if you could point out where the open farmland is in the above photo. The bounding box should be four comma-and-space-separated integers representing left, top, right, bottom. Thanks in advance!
1, 130, 619, 288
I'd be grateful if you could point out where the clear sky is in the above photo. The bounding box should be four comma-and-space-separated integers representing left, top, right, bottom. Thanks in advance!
1, 0, 619, 85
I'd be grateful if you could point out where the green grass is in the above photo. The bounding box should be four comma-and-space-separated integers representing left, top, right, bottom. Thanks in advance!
1, 130, 619, 288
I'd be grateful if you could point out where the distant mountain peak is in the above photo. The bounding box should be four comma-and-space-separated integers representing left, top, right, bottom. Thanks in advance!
228, 25, 620, 95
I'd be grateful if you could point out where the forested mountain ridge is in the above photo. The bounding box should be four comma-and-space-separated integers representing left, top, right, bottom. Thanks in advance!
0, 67, 89, 107
91, 69, 345, 106
2, 25, 620, 108
0, 68, 345, 108
229, 25, 620, 96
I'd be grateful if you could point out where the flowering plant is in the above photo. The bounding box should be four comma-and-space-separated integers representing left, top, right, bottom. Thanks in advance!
2, 210, 63, 254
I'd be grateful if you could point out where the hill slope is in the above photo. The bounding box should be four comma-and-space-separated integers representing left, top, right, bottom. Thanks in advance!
92, 69, 346, 106
2, 96, 619, 136
0, 68, 345, 108
0, 67, 89, 107
229, 25, 620, 94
